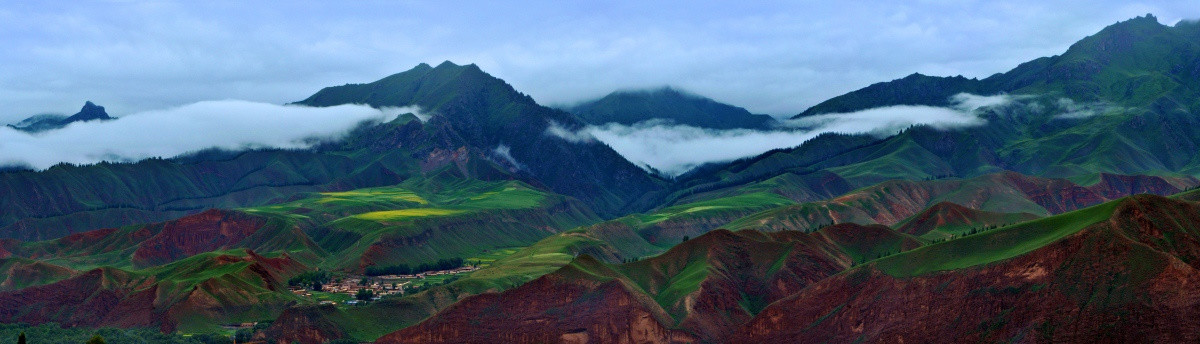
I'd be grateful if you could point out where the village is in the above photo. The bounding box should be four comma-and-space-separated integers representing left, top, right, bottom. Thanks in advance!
289, 265, 480, 306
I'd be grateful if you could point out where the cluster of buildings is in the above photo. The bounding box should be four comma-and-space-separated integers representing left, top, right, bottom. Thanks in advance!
288, 265, 481, 305
324, 279, 406, 295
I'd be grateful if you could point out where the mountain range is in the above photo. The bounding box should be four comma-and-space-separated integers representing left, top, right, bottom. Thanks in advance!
2, 14, 1200, 344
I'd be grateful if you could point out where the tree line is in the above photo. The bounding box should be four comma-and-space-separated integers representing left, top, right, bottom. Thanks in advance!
287, 270, 331, 290
364, 257, 467, 276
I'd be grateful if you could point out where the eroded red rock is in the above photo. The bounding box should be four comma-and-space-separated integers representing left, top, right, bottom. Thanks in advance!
132, 209, 267, 267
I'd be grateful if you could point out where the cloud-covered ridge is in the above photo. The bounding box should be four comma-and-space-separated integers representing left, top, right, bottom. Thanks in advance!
0, 100, 407, 170
549, 93, 1008, 176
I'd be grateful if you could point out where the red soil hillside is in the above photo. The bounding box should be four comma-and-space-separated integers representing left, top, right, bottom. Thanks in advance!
0, 249, 305, 332
19, 227, 126, 259
726, 171, 1186, 233
0, 238, 16, 258
0, 267, 163, 330
814, 223, 924, 261
9, 208, 325, 278
378, 195, 1200, 343
895, 201, 1040, 236
258, 305, 350, 344
0, 258, 77, 291
1175, 189, 1200, 202
638, 211, 768, 246
377, 255, 693, 344
378, 226, 926, 343
132, 209, 268, 267
734, 195, 1200, 342
621, 230, 850, 342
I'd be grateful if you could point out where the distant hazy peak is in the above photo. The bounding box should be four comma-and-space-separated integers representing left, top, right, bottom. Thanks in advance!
8, 101, 113, 133
66, 101, 112, 122
569, 86, 777, 130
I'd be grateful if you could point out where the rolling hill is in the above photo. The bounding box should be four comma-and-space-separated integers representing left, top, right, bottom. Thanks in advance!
266, 169, 1186, 342
375, 193, 1200, 343
893, 201, 1040, 239
721, 171, 1188, 233
737, 195, 1200, 342
0, 249, 306, 333
378, 226, 917, 343
186, 167, 1189, 342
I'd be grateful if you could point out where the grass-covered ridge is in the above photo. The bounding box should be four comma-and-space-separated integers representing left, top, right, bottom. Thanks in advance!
874, 198, 1122, 277
236, 177, 598, 271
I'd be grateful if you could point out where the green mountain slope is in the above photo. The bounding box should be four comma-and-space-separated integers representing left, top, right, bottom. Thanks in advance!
796, 15, 1200, 117
0, 61, 665, 241
659, 15, 1196, 208
674, 106, 1200, 211
680, 99, 1200, 207
297, 61, 666, 216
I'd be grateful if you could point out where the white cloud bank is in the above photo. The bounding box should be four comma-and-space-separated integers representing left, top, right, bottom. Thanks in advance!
0, 100, 407, 169
550, 93, 1010, 176
584, 123, 826, 176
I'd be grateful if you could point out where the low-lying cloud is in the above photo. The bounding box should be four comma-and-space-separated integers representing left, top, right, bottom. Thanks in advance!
956, 93, 1023, 110
0, 100, 405, 170
544, 120, 596, 143
550, 93, 1006, 176
492, 144, 526, 171
788, 105, 985, 134
381, 106, 428, 122
1051, 97, 1120, 119
585, 123, 825, 175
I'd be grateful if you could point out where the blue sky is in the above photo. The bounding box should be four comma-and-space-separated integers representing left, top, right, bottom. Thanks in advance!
2, 1, 1198, 122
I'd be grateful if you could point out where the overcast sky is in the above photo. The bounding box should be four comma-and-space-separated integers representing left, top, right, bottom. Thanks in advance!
2, 1, 1197, 122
